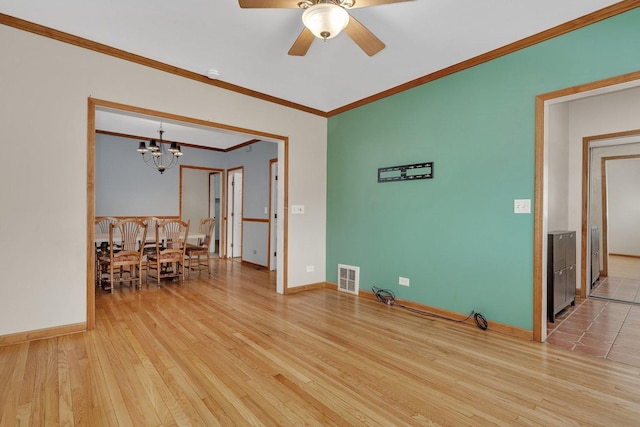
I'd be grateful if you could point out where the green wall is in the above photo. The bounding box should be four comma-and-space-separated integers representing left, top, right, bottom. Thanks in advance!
326, 8, 640, 330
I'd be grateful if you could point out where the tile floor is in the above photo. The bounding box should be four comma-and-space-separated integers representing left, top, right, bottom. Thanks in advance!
591, 275, 640, 303
546, 256, 640, 367
546, 288, 640, 367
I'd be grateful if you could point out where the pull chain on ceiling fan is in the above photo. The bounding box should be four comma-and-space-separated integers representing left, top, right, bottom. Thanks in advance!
238, 0, 412, 56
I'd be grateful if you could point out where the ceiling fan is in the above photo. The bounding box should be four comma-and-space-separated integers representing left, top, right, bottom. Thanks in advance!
238, 0, 411, 57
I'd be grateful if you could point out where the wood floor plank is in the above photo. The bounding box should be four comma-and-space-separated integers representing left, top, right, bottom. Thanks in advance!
4, 258, 640, 425
61, 334, 91, 426
57, 335, 75, 426
44, 339, 60, 426
88, 323, 135, 426
0, 343, 28, 426
126, 309, 210, 426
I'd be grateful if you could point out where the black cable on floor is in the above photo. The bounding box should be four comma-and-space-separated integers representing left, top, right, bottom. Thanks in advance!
371, 286, 488, 330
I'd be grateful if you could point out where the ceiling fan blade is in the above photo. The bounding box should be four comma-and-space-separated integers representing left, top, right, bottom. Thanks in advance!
343, 16, 385, 56
238, 0, 300, 8
288, 28, 315, 56
347, 0, 413, 9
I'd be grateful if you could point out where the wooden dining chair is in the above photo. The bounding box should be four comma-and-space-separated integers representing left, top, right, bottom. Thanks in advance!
97, 218, 147, 293
94, 216, 117, 286
142, 216, 161, 257
186, 217, 215, 277
95, 216, 118, 233
147, 219, 189, 286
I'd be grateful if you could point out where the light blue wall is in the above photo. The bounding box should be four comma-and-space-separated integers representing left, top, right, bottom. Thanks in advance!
96, 135, 276, 217
224, 141, 278, 219
95, 133, 222, 216
96, 134, 277, 266
326, 8, 640, 330
224, 140, 278, 265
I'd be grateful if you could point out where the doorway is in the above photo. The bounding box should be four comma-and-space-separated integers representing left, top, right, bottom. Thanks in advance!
269, 158, 278, 271
210, 172, 222, 254
180, 165, 223, 255
535, 74, 640, 342
87, 98, 289, 330
226, 168, 243, 259
589, 150, 640, 304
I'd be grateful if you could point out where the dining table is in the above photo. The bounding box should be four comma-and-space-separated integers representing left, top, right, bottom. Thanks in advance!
94, 230, 205, 245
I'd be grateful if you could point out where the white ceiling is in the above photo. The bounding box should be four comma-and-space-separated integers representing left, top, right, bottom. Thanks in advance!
1, 0, 622, 147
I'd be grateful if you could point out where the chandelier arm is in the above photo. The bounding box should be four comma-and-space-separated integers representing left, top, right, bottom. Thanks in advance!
141, 150, 180, 171
142, 153, 159, 169
166, 156, 179, 170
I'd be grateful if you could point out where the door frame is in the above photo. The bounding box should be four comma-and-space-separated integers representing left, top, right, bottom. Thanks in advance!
179, 165, 224, 250
534, 70, 640, 342
580, 136, 640, 298
210, 171, 223, 254
269, 158, 278, 271
599, 152, 640, 278
87, 98, 290, 329
226, 167, 244, 259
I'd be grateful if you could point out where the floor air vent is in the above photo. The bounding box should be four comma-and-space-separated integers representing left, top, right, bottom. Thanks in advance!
337, 264, 359, 295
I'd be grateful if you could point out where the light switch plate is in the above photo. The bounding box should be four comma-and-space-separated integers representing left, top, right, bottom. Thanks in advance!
514, 199, 531, 214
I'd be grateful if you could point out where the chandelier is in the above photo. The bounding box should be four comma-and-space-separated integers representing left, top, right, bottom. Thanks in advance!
136, 124, 183, 174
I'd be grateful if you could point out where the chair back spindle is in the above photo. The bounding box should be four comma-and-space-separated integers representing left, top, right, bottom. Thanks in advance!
119, 220, 142, 251
95, 216, 117, 233
163, 220, 186, 249
200, 217, 216, 249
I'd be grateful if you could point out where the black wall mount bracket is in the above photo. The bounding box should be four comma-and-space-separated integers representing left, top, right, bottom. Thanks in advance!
378, 162, 433, 183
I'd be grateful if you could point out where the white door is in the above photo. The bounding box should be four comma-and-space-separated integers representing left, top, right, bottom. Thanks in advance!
210, 172, 221, 254
270, 160, 278, 270
226, 170, 243, 258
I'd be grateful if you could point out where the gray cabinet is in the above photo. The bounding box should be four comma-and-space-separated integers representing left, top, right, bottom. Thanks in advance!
548, 231, 576, 322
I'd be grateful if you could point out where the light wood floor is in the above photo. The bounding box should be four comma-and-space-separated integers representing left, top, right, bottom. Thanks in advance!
608, 254, 640, 281
3, 260, 640, 425
592, 255, 640, 303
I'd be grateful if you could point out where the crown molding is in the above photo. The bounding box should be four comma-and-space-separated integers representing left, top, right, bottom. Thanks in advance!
2, 2, 638, 119
0, 13, 327, 118
327, 1, 640, 117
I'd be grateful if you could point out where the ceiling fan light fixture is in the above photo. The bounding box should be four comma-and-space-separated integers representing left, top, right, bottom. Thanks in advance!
302, 3, 349, 40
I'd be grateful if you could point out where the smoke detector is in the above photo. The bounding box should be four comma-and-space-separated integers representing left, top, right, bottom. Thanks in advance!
206, 69, 221, 80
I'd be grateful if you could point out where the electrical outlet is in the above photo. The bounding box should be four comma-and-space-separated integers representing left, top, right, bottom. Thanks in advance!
306, 265, 314, 273
291, 205, 305, 214
399, 277, 410, 287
